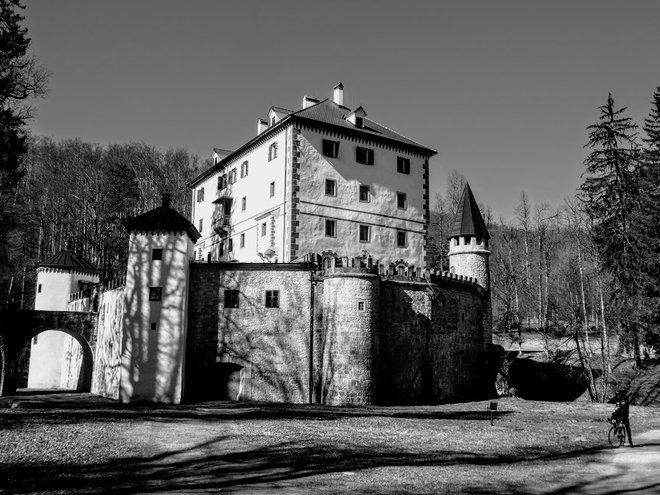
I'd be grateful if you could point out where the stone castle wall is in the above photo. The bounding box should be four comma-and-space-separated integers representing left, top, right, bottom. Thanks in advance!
185, 260, 491, 406
186, 262, 314, 403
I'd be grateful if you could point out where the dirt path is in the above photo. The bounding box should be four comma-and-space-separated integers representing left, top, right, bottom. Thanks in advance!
548, 429, 660, 494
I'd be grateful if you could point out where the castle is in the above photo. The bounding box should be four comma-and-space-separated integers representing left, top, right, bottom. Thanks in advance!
25, 85, 494, 405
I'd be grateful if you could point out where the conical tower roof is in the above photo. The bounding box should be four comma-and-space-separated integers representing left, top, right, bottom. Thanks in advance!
124, 193, 201, 242
450, 183, 490, 240
37, 250, 101, 272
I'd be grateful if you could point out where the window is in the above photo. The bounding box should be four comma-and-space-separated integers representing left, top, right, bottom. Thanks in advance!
224, 290, 239, 308
355, 116, 364, 128
242, 196, 246, 211
359, 184, 370, 202
228, 238, 233, 252
265, 290, 280, 308
358, 301, 365, 311
397, 230, 407, 247
219, 242, 224, 256
198, 219, 203, 233
229, 169, 237, 184
359, 224, 371, 242
218, 175, 227, 190
270, 116, 276, 126
397, 192, 407, 209
241, 160, 248, 177
322, 139, 340, 158
261, 222, 267, 237
356, 146, 374, 165
197, 187, 205, 202
150, 322, 157, 330
268, 142, 278, 161
325, 179, 336, 196
149, 287, 162, 301
397, 156, 411, 174
152, 248, 163, 261
240, 233, 245, 248
270, 181, 275, 197
325, 219, 336, 237
38, 284, 42, 293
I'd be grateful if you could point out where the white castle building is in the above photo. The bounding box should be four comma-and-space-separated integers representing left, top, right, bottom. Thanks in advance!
189, 84, 437, 266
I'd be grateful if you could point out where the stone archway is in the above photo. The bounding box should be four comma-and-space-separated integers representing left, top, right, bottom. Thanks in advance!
0, 310, 97, 396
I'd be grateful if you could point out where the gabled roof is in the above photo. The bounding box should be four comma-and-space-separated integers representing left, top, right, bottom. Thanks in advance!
37, 250, 101, 272
189, 99, 436, 187
124, 194, 201, 242
291, 99, 432, 152
450, 183, 490, 240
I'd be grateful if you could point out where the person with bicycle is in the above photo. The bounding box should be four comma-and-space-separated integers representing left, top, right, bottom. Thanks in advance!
610, 391, 634, 447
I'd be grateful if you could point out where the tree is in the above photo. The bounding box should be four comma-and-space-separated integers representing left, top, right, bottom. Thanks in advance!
579, 93, 642, 363
636, 87, 660, 352
0, 0, 48, 193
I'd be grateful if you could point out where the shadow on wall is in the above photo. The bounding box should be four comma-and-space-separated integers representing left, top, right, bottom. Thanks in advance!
505, 357, 601, 401
122, 234, 189, 403
185, 267, 312, 404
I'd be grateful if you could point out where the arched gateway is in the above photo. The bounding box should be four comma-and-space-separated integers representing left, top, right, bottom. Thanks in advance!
0, 310, 97, 396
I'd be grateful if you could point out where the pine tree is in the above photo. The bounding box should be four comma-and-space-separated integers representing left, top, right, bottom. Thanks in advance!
637, 87, 660, 352
579, 93, 642, 361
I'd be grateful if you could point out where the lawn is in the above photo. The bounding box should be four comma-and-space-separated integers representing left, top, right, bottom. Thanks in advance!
1, 397, 659, 494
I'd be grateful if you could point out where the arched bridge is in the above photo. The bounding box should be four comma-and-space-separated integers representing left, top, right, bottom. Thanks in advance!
0, 310, 98, 396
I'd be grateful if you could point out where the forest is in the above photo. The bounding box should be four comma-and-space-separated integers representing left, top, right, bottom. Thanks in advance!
428, 90, 660, 401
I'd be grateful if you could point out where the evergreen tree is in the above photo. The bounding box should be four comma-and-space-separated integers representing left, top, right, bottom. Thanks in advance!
637, 87, 660, 351
0, 0, 47, 193
579, 93, 642, 360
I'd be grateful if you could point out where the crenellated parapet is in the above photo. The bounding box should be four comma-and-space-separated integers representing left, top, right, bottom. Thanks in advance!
312, 253, 482, 292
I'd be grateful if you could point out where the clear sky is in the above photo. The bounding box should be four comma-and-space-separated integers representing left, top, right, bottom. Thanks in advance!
24, 0, 660, 219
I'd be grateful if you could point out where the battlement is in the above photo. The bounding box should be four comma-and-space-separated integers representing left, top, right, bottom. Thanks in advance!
69, 276, 126, 304
314, 254, 482, 291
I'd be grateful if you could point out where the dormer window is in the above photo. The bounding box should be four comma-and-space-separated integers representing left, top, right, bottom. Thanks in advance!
270, 116, 276, 126
346, 106, 367, 128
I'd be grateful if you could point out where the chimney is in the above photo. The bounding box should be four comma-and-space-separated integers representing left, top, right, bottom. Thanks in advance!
162, 192, 171, 208
333, 83, 344, 106
257, 119, 269, 135
303, 95, 320, 109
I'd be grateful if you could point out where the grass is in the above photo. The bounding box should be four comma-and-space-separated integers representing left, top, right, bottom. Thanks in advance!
1, 397, 659, 494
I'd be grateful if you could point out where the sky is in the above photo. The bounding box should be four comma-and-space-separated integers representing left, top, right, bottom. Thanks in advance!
23, 0, 660, 219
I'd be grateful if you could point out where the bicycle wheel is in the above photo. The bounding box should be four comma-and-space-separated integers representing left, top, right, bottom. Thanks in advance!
609, 426, 622, 448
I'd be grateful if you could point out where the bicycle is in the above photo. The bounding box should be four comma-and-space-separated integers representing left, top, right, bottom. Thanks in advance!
608, 417, 626, 448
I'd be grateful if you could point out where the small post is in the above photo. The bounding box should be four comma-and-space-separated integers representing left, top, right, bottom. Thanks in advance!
489, 400, 498, 426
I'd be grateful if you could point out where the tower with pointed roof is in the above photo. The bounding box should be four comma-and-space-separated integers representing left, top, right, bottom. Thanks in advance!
448, 183, 491, 290
120, 193, 201, 403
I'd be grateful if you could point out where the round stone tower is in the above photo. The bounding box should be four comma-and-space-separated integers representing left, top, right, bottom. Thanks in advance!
321, 262, 380, 405
448, 183, 491, 290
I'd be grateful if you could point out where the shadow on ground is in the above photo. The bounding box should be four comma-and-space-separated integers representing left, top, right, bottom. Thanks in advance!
4, 433, 658, 494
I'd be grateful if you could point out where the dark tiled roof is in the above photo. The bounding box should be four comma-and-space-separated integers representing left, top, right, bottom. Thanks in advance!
124, 196, 201, 242
37, 250, 101, 272
450, 183, 490, 240
213, 148, 233, 157
190, 98, 436, 187
290, 99, 434, 152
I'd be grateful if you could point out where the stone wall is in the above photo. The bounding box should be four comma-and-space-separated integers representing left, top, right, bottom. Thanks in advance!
186, 262, 314, 403
91, 287, 124, 399
376, 280, 488, 404
185, 261, 490, 406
